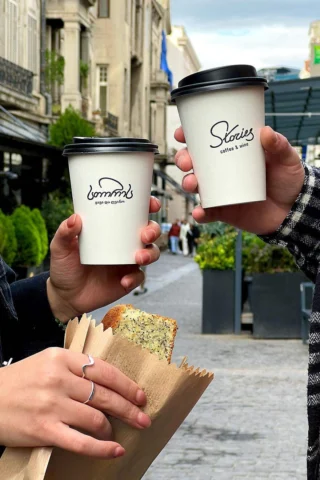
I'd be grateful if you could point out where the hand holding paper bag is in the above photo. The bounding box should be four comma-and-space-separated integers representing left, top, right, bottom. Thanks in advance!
0, 314, 213, 480
0, 344, 150, 458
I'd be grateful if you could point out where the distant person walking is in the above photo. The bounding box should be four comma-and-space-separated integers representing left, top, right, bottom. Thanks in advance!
180, 219, 190, 256
134, 266, 147, 296
192, 224, 200, 253
168, 220, 181, 255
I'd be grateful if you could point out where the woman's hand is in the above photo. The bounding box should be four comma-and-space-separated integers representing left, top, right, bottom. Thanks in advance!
0, 348, 150, 457
47, 197, 161, 322
175, 126, 305, 235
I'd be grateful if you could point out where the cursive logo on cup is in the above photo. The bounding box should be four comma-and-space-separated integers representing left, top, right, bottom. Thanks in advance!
87, 177, 133, 202
210, 121, 254, 149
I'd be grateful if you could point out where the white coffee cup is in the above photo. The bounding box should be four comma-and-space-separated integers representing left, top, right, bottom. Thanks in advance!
63, 138, 158, 265
171, 65, 269, 208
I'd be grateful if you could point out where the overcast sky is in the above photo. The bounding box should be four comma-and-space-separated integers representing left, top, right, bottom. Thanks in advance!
170, 0, 316, 71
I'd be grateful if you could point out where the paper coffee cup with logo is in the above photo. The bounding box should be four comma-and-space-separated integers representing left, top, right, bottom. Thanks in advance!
171, 65, 269, 208
63, 138, 158, 265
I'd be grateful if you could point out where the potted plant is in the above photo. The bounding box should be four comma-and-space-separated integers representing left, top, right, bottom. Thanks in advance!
11, 206, 47, 278
243, 236, 307, 339
195, 229, 237, 334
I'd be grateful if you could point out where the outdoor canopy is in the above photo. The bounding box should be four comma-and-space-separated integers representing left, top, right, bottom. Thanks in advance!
265, 76, 320, 146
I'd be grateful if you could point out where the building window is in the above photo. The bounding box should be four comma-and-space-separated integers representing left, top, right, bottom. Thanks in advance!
97, 65, 108, 117
98, 0, 110, 18
5, 0, 19, 64
27, 12, 37, 73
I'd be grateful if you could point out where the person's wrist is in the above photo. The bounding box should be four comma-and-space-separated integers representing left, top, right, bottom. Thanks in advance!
46, 278, 78, 324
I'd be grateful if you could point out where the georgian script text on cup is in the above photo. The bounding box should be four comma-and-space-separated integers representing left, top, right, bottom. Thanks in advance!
87, 177, 134, 201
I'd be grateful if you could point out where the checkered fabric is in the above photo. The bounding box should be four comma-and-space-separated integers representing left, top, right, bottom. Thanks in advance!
262, 164, 320, 479
0, 256, 18, 365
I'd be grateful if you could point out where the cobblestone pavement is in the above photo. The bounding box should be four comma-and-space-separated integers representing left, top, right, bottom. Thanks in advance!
93, 253, 309, 479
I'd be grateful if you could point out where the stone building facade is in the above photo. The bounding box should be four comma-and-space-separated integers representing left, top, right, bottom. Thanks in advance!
0, 0, 195, 223
0, 0, 48, 134
165, 25, 201, 223
45, 0, 96, 118
91, 0, 172, 150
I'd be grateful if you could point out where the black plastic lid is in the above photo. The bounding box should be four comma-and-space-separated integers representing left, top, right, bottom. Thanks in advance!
63, 137, 159, 156
171, 64, 268, 101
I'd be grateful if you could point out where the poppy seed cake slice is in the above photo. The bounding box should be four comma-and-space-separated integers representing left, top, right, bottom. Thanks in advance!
102, 305, 177, 363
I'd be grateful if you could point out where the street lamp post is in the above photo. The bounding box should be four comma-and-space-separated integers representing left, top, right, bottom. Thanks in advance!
234, 229, 242, 335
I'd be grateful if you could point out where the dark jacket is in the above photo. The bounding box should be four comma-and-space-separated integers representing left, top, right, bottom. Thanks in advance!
0, 256, 64, 365
168, 223, 180, 238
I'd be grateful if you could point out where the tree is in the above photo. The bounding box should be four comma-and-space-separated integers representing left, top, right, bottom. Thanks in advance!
41, 191, 74, 242
49, 106, 96, 148
11, 206, 42, 267
45, 50, 65, 93
0, 209, 17, 266
31, 208, 49, 262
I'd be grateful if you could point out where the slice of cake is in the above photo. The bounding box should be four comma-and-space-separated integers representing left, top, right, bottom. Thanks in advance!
102, 305, 177, 363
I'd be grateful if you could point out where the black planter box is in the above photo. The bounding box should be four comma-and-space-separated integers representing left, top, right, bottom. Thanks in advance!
252, 272, 307, 339
202, 269, 235, 334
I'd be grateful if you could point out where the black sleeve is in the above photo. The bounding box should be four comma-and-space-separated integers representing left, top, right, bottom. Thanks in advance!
10, 273, 64, 357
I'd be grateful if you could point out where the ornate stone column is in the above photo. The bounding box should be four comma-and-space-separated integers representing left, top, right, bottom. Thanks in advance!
61, 21, 82, 112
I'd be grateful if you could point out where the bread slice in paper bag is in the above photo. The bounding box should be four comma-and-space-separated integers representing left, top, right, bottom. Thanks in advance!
102, 304, 178, 363
0, 312, 213, 480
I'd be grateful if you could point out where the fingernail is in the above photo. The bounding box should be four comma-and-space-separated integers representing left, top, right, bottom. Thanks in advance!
114, 446, 125, 458
137, 412, 151, 429
136, 389, 146, 405
175, 151, 184, 163
138, 252, 151, 264
123, 279, 134, 291
67, 214, 77, 228
155, 198, 161, 208
145, 229, 156, 243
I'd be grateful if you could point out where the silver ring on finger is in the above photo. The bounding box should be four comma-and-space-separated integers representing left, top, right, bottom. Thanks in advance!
83, 381, 95, 405
82, 354, 95, 379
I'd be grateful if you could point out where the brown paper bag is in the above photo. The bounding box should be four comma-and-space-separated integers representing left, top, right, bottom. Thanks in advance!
0, 314, 213, 480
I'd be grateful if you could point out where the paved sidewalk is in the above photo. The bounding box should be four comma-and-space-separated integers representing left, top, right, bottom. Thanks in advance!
93, 253, 309, 479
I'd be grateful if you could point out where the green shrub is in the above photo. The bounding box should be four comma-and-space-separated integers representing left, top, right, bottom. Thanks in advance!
0, 210, 5, 254
11, 206, 42, 267
195, 231, 237, 270
41, 191, 74, 241
242, 235, 298, 274
49, 105, 96, 148
195, 229, 298, 273
2, 215, 17, 266
0, 209, 17, 266
31, 209, 49, 262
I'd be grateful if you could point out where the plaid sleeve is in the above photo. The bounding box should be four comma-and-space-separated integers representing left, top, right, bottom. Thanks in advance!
260, 164, 320, 283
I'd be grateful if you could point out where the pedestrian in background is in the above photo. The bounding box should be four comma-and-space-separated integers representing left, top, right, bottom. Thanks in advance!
192, 224, 200, 253
187, 224, 200, 257
187, 226, 194, 257
180, 219, 190, 256
168, 219, 180, 255
134, 266, 148, 295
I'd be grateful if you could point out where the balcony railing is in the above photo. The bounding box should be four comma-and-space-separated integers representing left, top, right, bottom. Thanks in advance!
0, 57, 33, 97
104, 112, 118, 133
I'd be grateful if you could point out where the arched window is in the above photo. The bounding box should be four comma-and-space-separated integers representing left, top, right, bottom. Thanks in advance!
27, 0, 38, 73
5, 0, 19, 64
